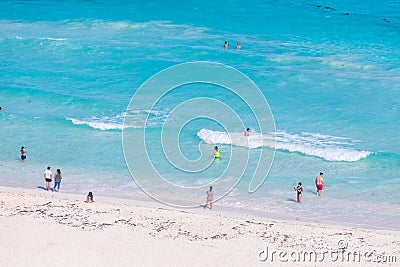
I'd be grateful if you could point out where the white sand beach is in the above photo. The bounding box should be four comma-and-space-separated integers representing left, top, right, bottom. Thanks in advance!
0, 186, 399, 266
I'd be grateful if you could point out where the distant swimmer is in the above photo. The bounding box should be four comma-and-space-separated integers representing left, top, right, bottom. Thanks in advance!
224, 41, 229, 49
294, 182, 303, 204
316, 172, 324, 197
20, 146, 27, 161
236, 42, 241, 50
214, 146, 220, 159
244, 128, 250, 136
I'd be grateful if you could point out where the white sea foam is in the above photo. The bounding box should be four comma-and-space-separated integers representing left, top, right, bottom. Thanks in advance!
66, 109, 169, 130
197, 128, 372, 162
38, 37, 67, 41
66, 117, 124, 130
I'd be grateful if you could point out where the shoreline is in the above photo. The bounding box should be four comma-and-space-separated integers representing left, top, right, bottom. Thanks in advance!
1, 183, 399, 232
1, 185, 398, 235
1, 185, 399, 266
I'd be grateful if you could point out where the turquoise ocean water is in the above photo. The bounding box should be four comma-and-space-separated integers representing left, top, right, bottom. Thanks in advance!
1, 1, 399, 229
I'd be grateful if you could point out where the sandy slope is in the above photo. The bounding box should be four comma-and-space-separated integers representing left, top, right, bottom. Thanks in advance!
0, 187, 399, 266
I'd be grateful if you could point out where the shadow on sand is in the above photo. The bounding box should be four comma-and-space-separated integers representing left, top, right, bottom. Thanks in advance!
37, 186, 52, 191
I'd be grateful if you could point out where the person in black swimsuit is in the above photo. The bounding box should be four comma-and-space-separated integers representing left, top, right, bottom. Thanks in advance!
20, 146, 27, 161
294, 182, 303, 204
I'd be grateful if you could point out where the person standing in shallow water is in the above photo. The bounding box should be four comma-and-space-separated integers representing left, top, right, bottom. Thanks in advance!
53, 169, 62, 192
316, 172, 324, 197
43, 166, 52, 191
204, 186, 214, 209
214, 146, 220, 159
20, 146, 27, 161
244, 128, 250, 136
294, 182, 303, 204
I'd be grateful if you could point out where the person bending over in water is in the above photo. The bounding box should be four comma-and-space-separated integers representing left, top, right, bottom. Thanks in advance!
85, 192, 94, 203
214, 146, 220, 159
204, 186, 214, 209
316, 172, 324, 197
294, 182, 303, 204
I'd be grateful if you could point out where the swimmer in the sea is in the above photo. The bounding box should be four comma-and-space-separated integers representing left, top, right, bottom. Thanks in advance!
20, 146, 27, 161
236, 42, 241, 50
224, 41, 229, 49
244, 128, 250, 136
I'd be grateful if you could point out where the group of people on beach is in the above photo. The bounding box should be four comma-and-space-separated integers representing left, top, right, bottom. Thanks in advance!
43, 166, 63, 192
294, 172, 324, 204
211, 128, 325, 207
20, 146, 94, 202
28, 123, 323, 209
44, 165, 94, 202
20, 146, 63, 192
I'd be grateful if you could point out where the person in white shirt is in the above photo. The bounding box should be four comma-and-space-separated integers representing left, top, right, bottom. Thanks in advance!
43, 166, 52, 191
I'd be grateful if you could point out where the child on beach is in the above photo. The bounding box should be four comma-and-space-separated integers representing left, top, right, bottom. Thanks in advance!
53, 169, 62, 192
294, 182, 303, 204
85, 192, 94, 203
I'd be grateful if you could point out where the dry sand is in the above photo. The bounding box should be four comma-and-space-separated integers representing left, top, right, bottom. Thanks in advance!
0, 186, 399, 266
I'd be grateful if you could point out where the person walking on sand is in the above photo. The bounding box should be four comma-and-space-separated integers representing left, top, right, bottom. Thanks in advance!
20, 146, 27, 161
316, 172, 324, 197
204, 186, 214, 209
43, 166, 52, 191
294, 182, 303, 204
53, 169, 62, 192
